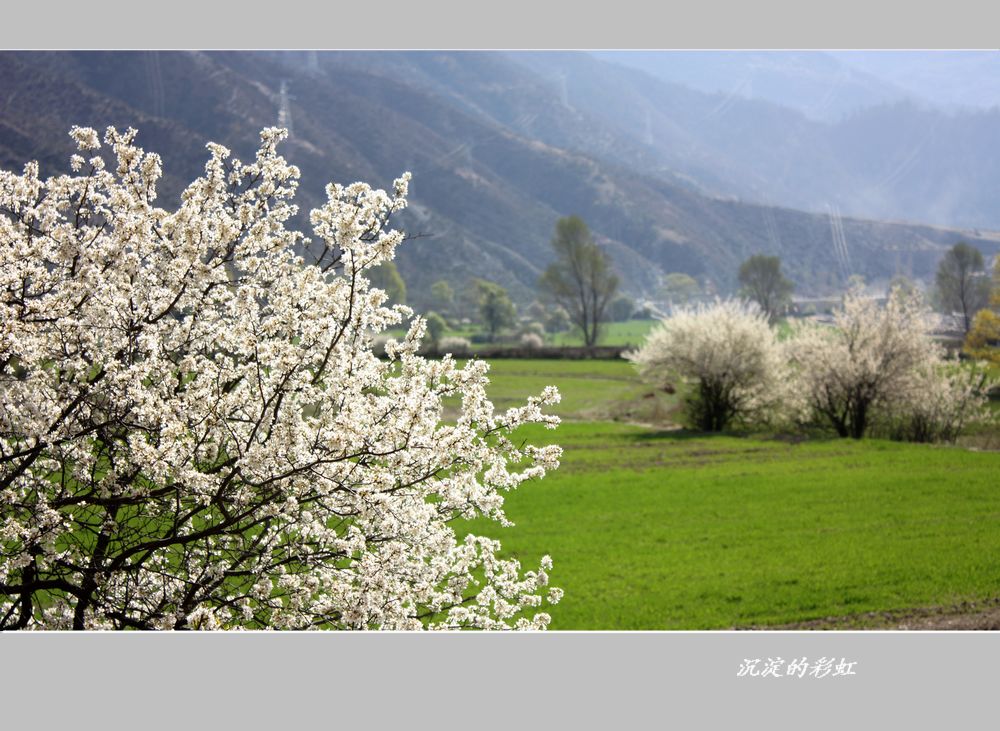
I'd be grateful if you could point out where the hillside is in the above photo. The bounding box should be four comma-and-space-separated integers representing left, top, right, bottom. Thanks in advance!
1, 50, 998, 309
592, 50, 914, 122
511, 52, 1000, 232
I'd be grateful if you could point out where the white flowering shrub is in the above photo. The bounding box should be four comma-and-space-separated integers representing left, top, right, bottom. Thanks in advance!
787, 287, 989, 440
626, 299, 790, 431
0, 127, 563, 630
519, 332, 545, 350
880, 363, 991, 443
438, 336, 472, 356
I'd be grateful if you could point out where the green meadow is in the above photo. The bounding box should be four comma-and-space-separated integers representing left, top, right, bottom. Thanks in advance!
545, 320, 659, 347
387, 319, 659, 349
455, 359, 1000, 630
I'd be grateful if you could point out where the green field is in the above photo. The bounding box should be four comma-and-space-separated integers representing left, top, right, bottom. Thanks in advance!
454, 359, 1000, 630
545, 320, 658, 347
388, 319, 659, 349
467, 357, 679, 423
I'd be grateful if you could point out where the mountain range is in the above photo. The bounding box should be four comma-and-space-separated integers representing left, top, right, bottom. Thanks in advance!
1, 50, 999, 310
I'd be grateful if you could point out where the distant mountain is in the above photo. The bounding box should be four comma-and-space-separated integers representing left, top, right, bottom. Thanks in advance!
831, 51, 1000, 112
592, 50, 915, 122
510, 52, 1000, 233
1, 50, 998, 311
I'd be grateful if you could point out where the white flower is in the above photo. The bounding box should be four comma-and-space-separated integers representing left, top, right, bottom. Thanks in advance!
627, 299, 791, 431
787, 286, 989, 440
0, 127, 562, 631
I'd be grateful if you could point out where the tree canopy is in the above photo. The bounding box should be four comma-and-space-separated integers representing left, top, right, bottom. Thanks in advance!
628, 300, 789, 431
430, 279, 454, 316
738, 255, 793, 323
935, 242, 989, 333
788, 287, 987, 440
475, 279, 516, 341
607, 294, 636, 322
661, 272, 701, 305
538, 216, 619, 347
368, 260, 407, 305
0, 127, 563, 630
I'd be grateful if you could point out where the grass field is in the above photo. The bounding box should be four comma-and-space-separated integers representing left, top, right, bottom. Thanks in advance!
546, 320, 658, 347
465, 357, 678, 422
388, 319, 659, 349
452, 359, 1000, 630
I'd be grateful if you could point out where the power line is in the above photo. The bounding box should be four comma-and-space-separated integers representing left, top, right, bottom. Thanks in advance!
277, 79, 294, 136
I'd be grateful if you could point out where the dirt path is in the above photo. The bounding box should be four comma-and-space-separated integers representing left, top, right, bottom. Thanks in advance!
741, 597, 1000, 630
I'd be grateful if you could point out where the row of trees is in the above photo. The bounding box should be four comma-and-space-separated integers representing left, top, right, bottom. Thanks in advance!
534, 220, 797, 345
384, 219, 998, 355
418, 216, 625, 349
429, 232, 1000, 400
735, 242, 1000, 342
628, 289, 992, 440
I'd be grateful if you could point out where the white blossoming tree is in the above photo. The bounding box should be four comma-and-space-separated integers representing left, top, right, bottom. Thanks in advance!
881, 362, 991, 443
626, 299, 790, 431
787, 287, 989, 440
0, 127, 563, 630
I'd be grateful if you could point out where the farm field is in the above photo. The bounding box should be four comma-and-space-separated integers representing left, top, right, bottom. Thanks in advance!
545, 319, 658, 347
387, 319, 659, 349
462, 357, 678, 422
456, 359, 1000, 630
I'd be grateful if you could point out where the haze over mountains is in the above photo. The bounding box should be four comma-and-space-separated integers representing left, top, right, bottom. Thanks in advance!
555, 51, 1000, 230
593, 51, 915, 121
596, 50, 1000, 119
831, 51, 1000, 112
2, 50, 999, 308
